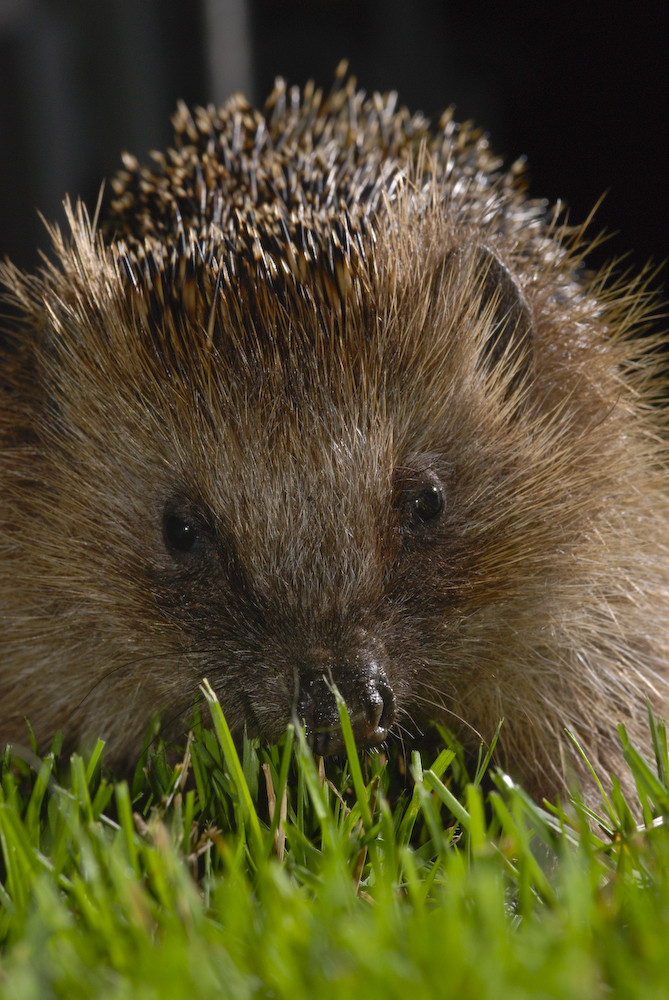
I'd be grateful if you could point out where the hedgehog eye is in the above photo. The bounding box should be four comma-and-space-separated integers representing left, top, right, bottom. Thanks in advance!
398, 477, 445, 533
411, 484, 444, 523
163, 513, 201, 555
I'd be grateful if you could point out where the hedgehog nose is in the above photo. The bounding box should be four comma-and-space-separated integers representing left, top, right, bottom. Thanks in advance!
298, 661, 396, 756
359, 668, 396, 743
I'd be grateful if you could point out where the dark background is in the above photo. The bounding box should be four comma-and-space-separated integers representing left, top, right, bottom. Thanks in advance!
1, 0, 667, 288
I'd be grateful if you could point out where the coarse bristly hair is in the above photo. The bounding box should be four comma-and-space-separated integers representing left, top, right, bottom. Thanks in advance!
1, 63, 668, 802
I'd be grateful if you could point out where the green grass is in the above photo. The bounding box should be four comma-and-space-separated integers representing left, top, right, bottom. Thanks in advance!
1, 686, 669, 999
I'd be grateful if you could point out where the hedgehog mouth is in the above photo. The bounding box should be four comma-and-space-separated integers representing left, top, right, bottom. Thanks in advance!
306, 713, 391, 757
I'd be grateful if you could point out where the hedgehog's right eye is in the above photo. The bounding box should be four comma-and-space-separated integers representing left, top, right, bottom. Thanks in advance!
396, 470, 446, 536
163, 513, 201, 555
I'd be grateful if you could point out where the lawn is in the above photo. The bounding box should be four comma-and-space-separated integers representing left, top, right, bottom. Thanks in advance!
1, 683, 669, 999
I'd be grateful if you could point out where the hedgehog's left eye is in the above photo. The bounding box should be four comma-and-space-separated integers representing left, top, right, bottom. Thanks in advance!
410, 484, 444, 524
163, 512, 202, 556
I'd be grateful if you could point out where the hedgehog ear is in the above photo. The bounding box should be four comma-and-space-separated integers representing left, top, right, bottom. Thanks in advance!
428, 243, 534, 398
432, 244, 534, 397
444, 244, 533, 400
471, 245, 534, 393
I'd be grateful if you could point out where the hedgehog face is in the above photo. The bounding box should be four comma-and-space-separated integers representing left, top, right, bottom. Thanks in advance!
97, 237, 541, 755
149, 404, 458, 753
0, 217, 583, 762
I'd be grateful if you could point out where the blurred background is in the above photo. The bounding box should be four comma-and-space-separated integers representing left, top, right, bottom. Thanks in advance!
1, 0, 666, 284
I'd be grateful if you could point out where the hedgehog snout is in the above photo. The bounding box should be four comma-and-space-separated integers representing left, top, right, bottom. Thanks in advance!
295, 648, 396, 756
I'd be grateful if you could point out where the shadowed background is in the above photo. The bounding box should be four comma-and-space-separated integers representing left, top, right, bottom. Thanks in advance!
0, 0, 666, 283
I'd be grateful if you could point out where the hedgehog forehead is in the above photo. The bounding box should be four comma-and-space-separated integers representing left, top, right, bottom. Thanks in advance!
178, 368, 396, 541
195, 335, 389, 463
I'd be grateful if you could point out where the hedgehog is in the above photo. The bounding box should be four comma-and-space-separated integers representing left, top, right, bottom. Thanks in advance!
1, 64, 668, 802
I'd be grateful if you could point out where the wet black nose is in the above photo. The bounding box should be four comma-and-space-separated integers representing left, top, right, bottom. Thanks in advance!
297, 662, 396, 756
